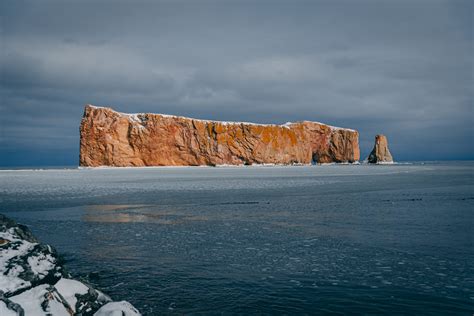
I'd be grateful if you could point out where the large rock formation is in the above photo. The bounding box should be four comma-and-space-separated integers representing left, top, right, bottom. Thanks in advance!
367, 134, 393, 164
79, 105, 360, 167
0, 214, 140, 316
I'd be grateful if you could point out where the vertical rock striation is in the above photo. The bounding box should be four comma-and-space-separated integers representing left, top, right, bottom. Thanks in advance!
79, 105, 360, 167
367, 134, 394, 164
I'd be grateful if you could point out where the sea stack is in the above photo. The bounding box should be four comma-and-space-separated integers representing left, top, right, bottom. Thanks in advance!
367, 134, 393, 164
79, 104, 360, 167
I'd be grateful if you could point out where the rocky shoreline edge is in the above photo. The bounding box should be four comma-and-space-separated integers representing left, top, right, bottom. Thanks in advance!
0, 214, 140, 316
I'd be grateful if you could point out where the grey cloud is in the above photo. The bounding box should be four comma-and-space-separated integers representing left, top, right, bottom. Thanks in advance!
0, 0, 472, 166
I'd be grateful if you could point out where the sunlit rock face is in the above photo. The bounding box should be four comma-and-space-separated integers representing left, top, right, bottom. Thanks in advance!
79, 105, 360, 167
367, 134, 394, 164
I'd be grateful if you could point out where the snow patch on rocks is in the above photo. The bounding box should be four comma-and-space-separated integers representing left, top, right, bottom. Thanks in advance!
94, 301, 141, 316
0, 214, 141, 315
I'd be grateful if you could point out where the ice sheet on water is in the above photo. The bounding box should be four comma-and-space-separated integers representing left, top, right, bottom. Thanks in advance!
1, 162, 473, 314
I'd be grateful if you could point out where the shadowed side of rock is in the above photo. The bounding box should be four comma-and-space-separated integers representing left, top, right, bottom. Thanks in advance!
79, 105, 360, 167
367, 134, 394, 164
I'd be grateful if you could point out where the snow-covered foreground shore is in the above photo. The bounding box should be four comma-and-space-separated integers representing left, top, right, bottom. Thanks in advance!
0, 214, 140, 316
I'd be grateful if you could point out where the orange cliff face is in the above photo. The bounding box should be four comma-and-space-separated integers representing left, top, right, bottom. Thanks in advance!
79, 105, 360, 167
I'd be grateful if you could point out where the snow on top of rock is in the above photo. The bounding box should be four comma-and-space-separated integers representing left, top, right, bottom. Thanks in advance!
0, 226, 61, 296
54, 278, 90, 310
125, 110, 287, 128
9, 284, 65, 316
329, 125, 357, 132
0, 301, 17, 316
0, 228, 35, 294
27, 253, 56, 277
299, 120, 357, 132
94, 301, 141, 316
1, 214, 141, 315
6, 277, 121, 315
85, 104, 356, 132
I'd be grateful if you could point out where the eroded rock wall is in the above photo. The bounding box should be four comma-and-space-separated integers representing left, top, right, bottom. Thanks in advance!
79, 105, 360, 167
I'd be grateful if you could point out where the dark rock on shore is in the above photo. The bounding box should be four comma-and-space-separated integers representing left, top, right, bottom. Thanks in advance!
0, 214, 140, 316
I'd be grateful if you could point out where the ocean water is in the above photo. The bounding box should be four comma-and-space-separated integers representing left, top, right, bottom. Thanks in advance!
0, 162, 473, 315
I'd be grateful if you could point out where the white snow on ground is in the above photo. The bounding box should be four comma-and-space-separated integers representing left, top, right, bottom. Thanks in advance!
0, 227, 59, 295
1, 216, 141, 316
0, 301, 17, 316
5, 277, 136, 316
28, 253, 56, 276
0, 228, 34, 294
0, 265, 30, 296
94, 301, 141, 316
3, 269, 141, 316
9, 284, 69, 316
54, 278, 89, 311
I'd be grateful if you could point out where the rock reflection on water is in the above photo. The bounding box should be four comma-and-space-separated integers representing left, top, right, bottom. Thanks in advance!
83, 204, 209, 225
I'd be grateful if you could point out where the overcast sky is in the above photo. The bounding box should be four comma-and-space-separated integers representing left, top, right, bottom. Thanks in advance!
0, 0, 472, 166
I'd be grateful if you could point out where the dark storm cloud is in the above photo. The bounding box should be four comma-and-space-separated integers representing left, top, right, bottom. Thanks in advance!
1, 0, 472, 165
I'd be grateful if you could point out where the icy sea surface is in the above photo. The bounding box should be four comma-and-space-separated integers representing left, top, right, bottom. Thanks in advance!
1, 162, 473, 315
